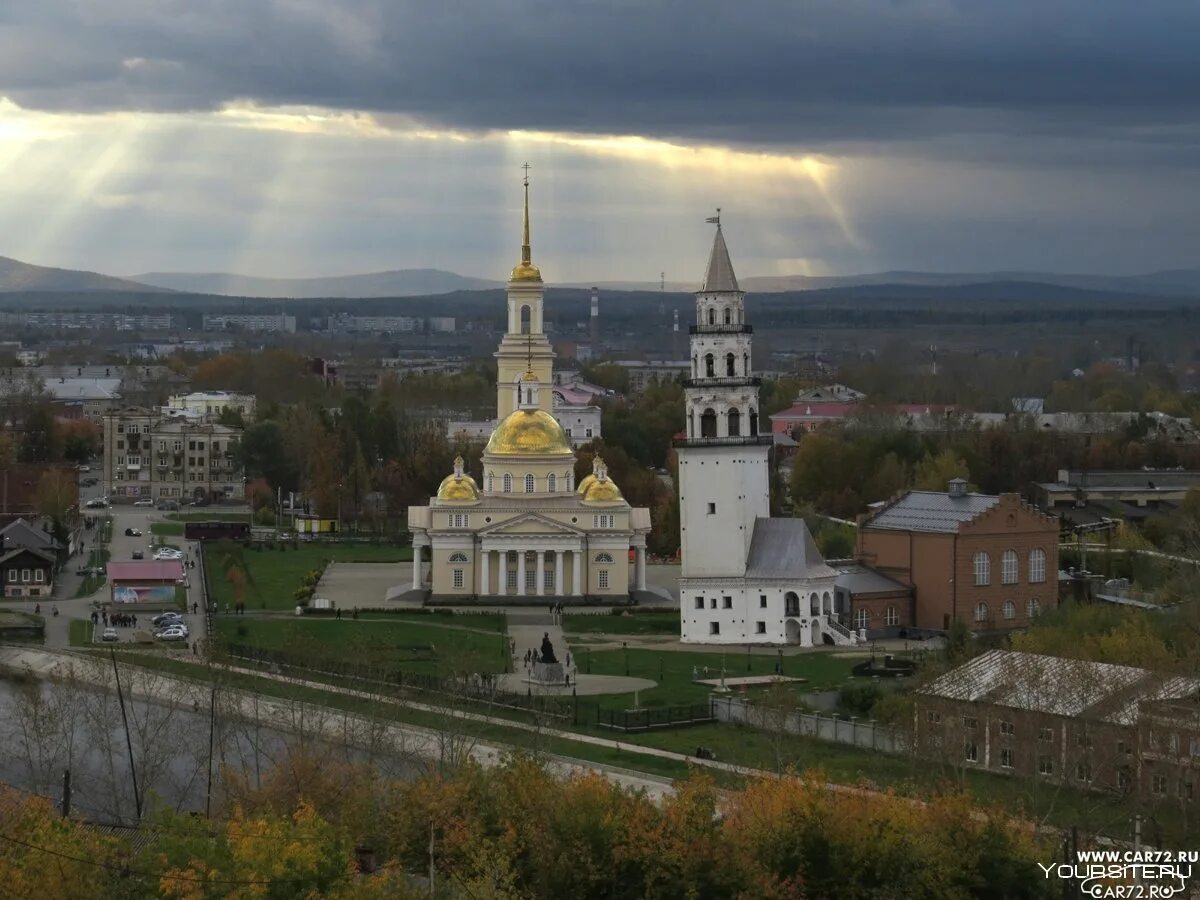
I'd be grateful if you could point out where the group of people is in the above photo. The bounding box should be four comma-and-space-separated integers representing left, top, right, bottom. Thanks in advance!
332, 607, 359, 620
547, 602, 566, 624
94, 609, 137, 628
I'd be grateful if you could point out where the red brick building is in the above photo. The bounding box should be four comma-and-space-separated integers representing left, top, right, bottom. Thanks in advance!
856, 480, 1059, 632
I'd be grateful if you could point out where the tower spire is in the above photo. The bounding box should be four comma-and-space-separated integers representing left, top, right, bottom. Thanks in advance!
509, 163, 542, 282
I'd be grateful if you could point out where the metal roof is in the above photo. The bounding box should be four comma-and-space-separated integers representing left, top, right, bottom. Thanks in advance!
107, 560, 185, 582
835, 563, 910, 595
863, 490, 1000, 533
700, 225, 740, 293
744, 518, 836, 579
920, 649, 1199, 725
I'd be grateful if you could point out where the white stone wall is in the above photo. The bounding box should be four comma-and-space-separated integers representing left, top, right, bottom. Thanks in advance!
679, 577, 838, 645
678, 445, 770, 578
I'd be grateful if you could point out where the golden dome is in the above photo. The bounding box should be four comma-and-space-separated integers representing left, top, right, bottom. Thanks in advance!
581, 477, 623, 504
509, 261, 543, 283
485, 408, 574, 456
436, 472, 480, 502
575, 474, 596, 495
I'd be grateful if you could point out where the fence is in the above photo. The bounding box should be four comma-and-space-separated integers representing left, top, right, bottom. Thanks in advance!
711, 695, 907, 754
595, 704, 714, 733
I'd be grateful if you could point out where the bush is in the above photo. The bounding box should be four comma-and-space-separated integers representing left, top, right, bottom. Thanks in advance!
839, 680, 884, 717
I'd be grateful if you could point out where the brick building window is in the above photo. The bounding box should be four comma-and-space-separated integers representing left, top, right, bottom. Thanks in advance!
1153, 774, 1167, 795
926, 711, 941, 725
999, 721, 1014, 736
1027, 598, 1041, 618
973, 552, 991, 586
964, 743, 978, 763
1076, 763, 1092, 783
854, 608, 868, 630
999, 748, 1014, 768
1001, 550, 1018, 584
884, 606, 899, 626
1029, 548, 1046, 583
1038, 756, 1053, 775
974, 602, 989, 623
1003, 600, 1016, 620
963, 716, 978, 729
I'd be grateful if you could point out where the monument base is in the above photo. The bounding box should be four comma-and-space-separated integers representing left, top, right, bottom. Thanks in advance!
531, 660, 564, 684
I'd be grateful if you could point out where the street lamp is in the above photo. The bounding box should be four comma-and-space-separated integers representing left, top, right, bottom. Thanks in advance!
623, 641, 629, 677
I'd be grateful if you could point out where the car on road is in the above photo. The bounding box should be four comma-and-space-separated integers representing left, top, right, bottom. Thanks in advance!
84, 498, 107, 509
77, 465, 91, 472
75, 565, 105, 577
123, 527, 142, 537
131, 550, 144, 560
155, 626, 187, 641
101, 627, 118, 642
156, 500, 180, 511
153, 548, 183, 561
133, 498, 154, 507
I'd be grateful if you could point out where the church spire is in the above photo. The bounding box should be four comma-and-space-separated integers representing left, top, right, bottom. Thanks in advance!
510, 163, 543, 283
701, 210, 740, 293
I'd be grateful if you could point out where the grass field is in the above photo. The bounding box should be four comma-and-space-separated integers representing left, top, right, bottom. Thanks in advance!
573, 644, 857, 709
151, 522, 185, 537
214, 616, 509, 675
203, 543, 411, 610
167, 511, 251, 522
563, 611, 679, 635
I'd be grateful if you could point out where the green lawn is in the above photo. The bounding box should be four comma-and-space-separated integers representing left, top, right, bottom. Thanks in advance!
203, 543, 411, 610
167, 511, 251, 522
564, 611, 679, 635
68, 618, 93, 646
214, 616, 509, 675
572, 644, 857, 710
151, 522, 185, 537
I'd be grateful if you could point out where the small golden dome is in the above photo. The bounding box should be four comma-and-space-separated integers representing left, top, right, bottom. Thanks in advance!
486, 408, 573, 456
522, 368, 539, 382
575, 474, 596, 495
509, 261, 543, 282
436, 472, 480, 502
581, 476, 623, 504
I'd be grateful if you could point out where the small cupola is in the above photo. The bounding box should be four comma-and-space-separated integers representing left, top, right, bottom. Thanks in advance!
948, 478, 968, 499
517, 369, 541, 410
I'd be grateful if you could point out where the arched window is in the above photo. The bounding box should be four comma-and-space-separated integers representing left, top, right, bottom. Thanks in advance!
785, 592, 800, 616
810, 592, 820, 616
1003, 600, 1016, 620
743, 352, 749, 374
725, 352, 736, 376
448, 552, 468, 563
1001, 550, 1018, 585
487, 472, 494, 492
565, 470, 573, 490
1027, 598, 1041, 618
974, 601, 989, 623
547, 473, 557, 492
749, 409, 759, 435
723, 308, 731, 325
973, 552, 991, 586
822, 592, 832, 614
885, 606, 899, 626
704, 354, 715, 377
700, 408, 717, 438
854, 608, 869, 630
727, 408, 741, 436
595, 553, 614, 563
1029, 548, 1046, 583
524, 473, 535, 493
707, 308, 715, 325
692, 355, 698, 377
502, 473, 512, 493
520, 304, 531, 334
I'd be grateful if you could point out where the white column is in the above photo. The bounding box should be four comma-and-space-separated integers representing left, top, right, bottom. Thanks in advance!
517, 551, 526, 596
411, 543, 422, 590
480, 549, 490, 596
572, 550, 582, 596
535, 550, 545, 596
554, 550, 564, 596
497, 552, 506, 596
636, 546, 647, 591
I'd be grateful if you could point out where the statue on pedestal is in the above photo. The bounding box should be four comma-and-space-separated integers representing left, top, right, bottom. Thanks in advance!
539, 632, 558, 664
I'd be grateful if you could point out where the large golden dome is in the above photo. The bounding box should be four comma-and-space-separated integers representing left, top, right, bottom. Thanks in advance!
436, 472, 480, 502
509, 261, 543, 283
486, 408, 573, 456
581, 476, 623, 503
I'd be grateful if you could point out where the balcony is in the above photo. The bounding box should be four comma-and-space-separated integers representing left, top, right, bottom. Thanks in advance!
683, 376, 761, 389
689, 324, 752, 335
672, 434, 775, 449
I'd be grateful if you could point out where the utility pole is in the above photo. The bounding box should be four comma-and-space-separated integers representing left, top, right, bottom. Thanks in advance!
205, 680, 217, 817
110, 650, 142, 821
60, 769, 71, 818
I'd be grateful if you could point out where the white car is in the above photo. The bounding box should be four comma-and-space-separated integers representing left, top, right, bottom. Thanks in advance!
153, 549, 184, 561
156, 626, 188, 641
133, 499, 154, 507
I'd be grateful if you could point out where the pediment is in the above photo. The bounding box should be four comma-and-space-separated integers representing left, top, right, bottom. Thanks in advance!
479, 512, 582, 536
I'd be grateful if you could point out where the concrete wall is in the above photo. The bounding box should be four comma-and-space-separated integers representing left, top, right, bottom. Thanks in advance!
712, 694, 906, 754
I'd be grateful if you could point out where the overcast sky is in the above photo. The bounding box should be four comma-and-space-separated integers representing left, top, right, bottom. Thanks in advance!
1, 1, 1198, 281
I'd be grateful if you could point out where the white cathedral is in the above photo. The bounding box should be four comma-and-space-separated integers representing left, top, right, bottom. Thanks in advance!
677, 218, 857, 646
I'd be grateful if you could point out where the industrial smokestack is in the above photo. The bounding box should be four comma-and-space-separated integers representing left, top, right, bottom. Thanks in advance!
672, 308, 680, 359
590, 286, 599, 346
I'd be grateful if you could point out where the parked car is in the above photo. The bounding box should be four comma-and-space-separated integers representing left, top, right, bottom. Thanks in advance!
131, 550, 144, 560
124, 527, 142, 537
153, 550, 183, 562
101, 627, 118, 642
133, 498, 154, 507
156, 500, 180, 511
155, 627, 187, 641
77, 465, 91, 472
151, 612, 183, 627
84, 498, 107, 509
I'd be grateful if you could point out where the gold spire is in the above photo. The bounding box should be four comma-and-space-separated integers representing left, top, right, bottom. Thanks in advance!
509, 163, 543, 282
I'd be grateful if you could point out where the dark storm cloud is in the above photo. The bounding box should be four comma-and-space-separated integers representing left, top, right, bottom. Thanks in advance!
2, 1, 1199, 158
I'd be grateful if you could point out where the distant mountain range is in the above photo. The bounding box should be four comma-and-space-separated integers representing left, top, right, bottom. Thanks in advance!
0, 255, 167, 293
1, 252, 1198, 299
127, 269, 500, 298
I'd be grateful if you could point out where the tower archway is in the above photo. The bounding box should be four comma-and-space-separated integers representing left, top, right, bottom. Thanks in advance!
727, 408, 740, 436
700, 408, 717, 438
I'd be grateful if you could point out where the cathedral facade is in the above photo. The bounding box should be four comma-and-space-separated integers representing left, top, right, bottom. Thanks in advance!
676, 218, 857, 646
406, 176, 652, 603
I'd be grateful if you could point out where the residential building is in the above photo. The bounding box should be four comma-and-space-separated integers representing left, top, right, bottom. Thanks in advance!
329, 314, 421, 334
202, 313, 296, 333
42, 377, 122, 421
676, 218, 854, 647
15, 312, 175, 331
612, 359, 690, 393
1034, 468, 1200, 520
408, 175, 651, 602
770, 400, 959, 435
165, 391, 256, 422
0, 546, 55, 599
915, 649, 1200, 801
833, 563, 913, 638
856, 480, 1059, 632
101, 407, 245, 504
0, 518, 67, 566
